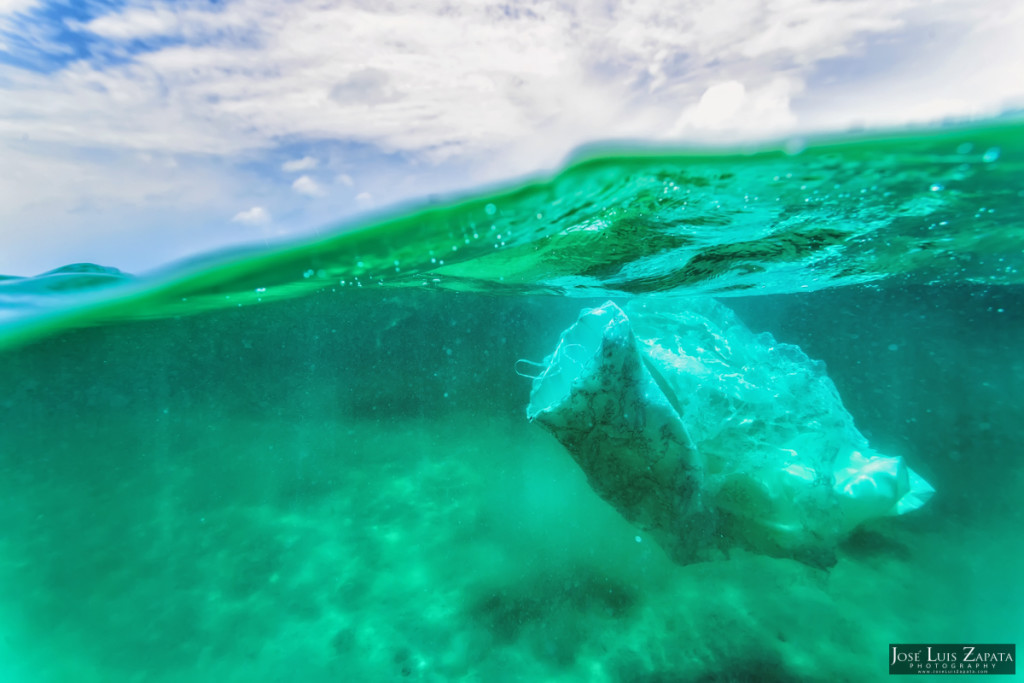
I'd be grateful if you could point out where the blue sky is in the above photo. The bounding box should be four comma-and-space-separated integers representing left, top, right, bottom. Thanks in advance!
1, 0, 1022, 275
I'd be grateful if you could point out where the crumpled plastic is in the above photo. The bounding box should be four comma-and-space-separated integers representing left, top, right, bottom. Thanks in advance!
525, 299, 934, 567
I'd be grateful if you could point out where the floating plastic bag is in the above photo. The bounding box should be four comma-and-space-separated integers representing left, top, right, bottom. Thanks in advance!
525, 299, 934, 567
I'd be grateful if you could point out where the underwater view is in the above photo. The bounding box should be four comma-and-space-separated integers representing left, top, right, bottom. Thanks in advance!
1, 122, 1022, 682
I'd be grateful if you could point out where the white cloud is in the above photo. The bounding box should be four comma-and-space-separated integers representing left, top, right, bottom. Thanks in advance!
2, 0, 1020, 170
675, 81, 749, 130
291, 175, 323, 197
798, 0, 1024, 131
671, 79, 800, 136
74, 7, 182, 40
281, 156, 317, 172
231, 206, 271, 225
0, 0, 37, 14
0, 0, 40, 51
10, 0, 1012, 165
336, 173, 354, 187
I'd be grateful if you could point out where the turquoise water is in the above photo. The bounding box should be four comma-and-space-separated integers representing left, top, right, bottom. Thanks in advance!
0, 122, 1021, 681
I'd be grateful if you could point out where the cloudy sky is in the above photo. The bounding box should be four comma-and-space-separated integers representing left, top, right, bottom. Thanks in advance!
1, 0, 1022, 275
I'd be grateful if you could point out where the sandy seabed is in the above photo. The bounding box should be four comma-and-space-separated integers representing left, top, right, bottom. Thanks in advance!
0, 409, 1018, 683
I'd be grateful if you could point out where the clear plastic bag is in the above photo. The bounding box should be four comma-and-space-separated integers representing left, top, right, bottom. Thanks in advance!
526, 299, 934, 567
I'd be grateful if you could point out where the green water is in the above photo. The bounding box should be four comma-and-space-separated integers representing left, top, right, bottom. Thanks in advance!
0, 122, 1021, 681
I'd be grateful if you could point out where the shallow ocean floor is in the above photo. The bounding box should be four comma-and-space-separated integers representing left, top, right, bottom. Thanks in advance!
0, 406, 1019, 682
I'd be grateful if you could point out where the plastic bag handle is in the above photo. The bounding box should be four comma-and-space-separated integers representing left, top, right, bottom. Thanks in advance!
514, 359, 549, 380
